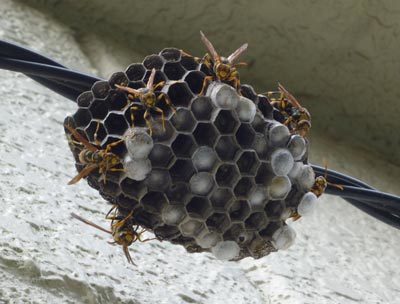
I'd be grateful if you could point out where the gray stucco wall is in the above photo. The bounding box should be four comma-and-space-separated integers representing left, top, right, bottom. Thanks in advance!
19, 0, 400, 165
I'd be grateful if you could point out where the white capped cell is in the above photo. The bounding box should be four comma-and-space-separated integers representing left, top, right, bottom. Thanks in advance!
249, 186, 268, 209
253, 134, 268, 159
269, 176, 292, 200
179, 219, 203, 237
271, 148, 294, 176
288, 161, 302, 180
211, 241, 240, 261
272, 225, 296, 250
287, 135, 306, 160
297, 165, 316, 190
208, 82, 239, 109
236, 96, 256, 123
124, 127, 154, 159
297, 192, 318, 217
192, 146, 218, 171
196, 232, 222, 249
161, 205, 186, 225
123, 155, 151, 181
266, 122, 290, 147
189, 172, 214, 195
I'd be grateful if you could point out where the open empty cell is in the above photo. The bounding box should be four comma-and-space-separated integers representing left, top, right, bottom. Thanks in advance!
154, 225, 181, 241
120, 177, 147, 200
170, 159, 196, 182
206, 212, 231, 233
253, 133, 268, 160
210, 188, 234, 210
213, 110, 239, 134
234, 177, 255, 197
236, 124, 256, 149
215, 136, 240, 161
116, 194, 139, 210
236, 151, 260, 176
148, 144, 175, 168
77, 91, 93, 108
84, 120, 106, 143
245, 212, 268, 230
73, 108, 92, 128
184, 71, 206, 95
180, 55, 199, 70
166, 82, 193, 107
193, 123, 219, 147
163, 62, 186, 80
143, 54, 164, 69
89, 99, 109, 120
125, 63, 146, 81
265, 200, 285, 219
99, 180, 120, 197
171, 134, 197, 158
92, 81, 111, 99
166, 182, 192, 205
229, 200, 251, 221
215, 164, 240, 188
185, 197, 212, 219
160, 48, 182, 62
140, 191, 168, 214
109, 90, 128, 111
259, 221, 282, 239
255, 162, 272, 184
108, 71, 129, 88
104, 113, 128, 135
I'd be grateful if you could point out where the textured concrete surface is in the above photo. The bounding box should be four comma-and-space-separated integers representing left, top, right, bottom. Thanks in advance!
19, 0, 400, 165
1, 1, 400, 303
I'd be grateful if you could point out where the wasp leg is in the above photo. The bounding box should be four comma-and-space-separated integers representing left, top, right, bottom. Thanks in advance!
115, 85, 140, 99
143, 109, 153, 136
199, 75, 214, 96
158, 92, 176, 114
153, 81, 166, 91
123, 245, 136, 265
153, 106, 166, 132
93, 121, 102, 145
129, 105, 141, 127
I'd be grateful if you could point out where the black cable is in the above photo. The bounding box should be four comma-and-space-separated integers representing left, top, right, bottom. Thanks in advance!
1, 39, 399, 228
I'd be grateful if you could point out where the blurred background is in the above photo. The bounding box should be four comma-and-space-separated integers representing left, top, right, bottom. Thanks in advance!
19, 0, 400, 165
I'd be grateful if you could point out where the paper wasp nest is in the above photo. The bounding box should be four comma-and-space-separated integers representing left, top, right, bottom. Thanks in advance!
64, 48, 313, 260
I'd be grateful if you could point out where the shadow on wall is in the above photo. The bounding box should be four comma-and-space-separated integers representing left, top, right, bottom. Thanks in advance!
18, 0, 400, 165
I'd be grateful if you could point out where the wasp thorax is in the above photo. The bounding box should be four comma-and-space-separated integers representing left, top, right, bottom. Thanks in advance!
140, 91, 156, 107
216, 63, 231, 79
114, 228, 136, 246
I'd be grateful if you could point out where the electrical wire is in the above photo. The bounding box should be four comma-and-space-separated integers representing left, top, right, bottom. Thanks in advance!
1, 39, 399, 229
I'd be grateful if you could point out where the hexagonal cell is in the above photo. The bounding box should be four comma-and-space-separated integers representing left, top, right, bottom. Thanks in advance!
140, 191, 168, 214
160, 48, 182, 62
186, 197, 212, 219
153, 225, 181, 241
184, 71, 206, 95
125, 63, 146, 81
245, 212, 268, 230
265, 200, 285, 219
145, 169, 171, 192
104, 113, 129, 136
163, 62, 186, 80
72, 108, 91, 127
189, 172, 215, 196
223, 223, 245, 242
247, 237, 275, 259
251, 113, 267, 133
206, 213, 230, 233
236, 151, 260, 176
268, 176, 291, 200
193, 123, 219, 147
192, 146, 218, 172
166, 182, 192, 205
171, 134, 197, 158
148, 144, 175, 168
108, 72, 129, 88
215, 136, 240, 161
180, 54, 199, 70
143, 69, 167, 85
109, 90, 128, 111
196, 231, 222, 249
89, 99, 110, 120
117, 194, 139, 210
191, 97, 214, 121
273, 109, 286, 123
170, 108, 196, 132
253, 133, 268, 160
258, 94, 274, 119
77, 91, 93, 108
161, 205, 186, 226
249, 186, 269, 210
210, 188, 234, 211
229, 200, 251, 221
170, 159, 196, 182
240, 84, 258, 103
255, 162, 272, 185
98, 180, 120, 197
149, 117, 174, 142
91, 81, 111, 99
143, 54, 164, 69
165, 82, 193, 107
213, 110, 239, 134
236, 124, 256, 148
133, 208, 160, 228
215, 164, 240, 188
234, 177, 255, 197
259, 221, 282, 239
179, 218, 205, 237
84, 120, 107, 143
120, 177, 147, 200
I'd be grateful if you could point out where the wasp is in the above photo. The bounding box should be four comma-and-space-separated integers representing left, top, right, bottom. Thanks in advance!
199, 31, 248, 95
115, 68, 175, 136
71, 207, 155, 265
268, 83, 311, 137
65, 123, 124, 185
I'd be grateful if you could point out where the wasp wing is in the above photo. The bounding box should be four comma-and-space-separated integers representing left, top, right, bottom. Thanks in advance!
200, 31, 220, 62
65, 124, 98, 152
227, 43, 248, 64
68, 163, 98, 185
278, 83, 302, 108
71, 212, 112, 234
